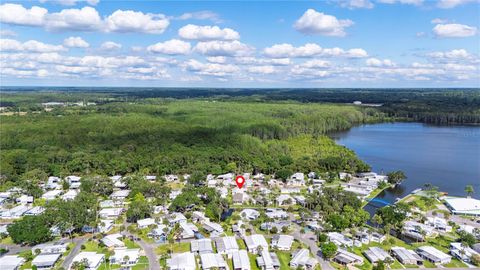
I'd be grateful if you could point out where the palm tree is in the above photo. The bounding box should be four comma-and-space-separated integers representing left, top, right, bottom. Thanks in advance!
465, 185, 474, 198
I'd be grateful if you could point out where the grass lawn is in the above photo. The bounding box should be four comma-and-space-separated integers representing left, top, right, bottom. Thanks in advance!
97, 263, 121, 270
411, 235, 454, 253
19, 261, 32, 270
83, 240, 108, 254
404, 264, 419, 268
422, 260, 436, 268
132, 256, 149, 270
156, 242, 190, 255
276, 251, 291, 270
248, 253, 260, 270
237, 238, 247, 249
390, 260, 404, 269
0, 236, 13, 245
444, 258, 467, 268
123, 238, 140, 249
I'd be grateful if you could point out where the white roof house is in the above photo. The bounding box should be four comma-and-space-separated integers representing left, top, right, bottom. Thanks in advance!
0, 255, 25, 270
16, 194, 33, 204
101, 233, 125, 248
180, 222, 197, 239
276, 194, 295, 206
110, 248, 140, 266
99, 208, 124, 219
42, 190, 62, 200
98, 219, 114, 233
328, 232, 355, 247
232, 250, 250, 270
66, 175, 81, 189
24, 206, 45, 216
363, 247, 392, 263
32, 253, 61, 269
450, 242, 479, 262
71, 252, 105, 270
444, 197, 480, 216
271, 235, 294, 251
137, 218, 156, 229
425, 217, 451, 232
265, 208, 288, 219
191, 239, 213, 254
240, 209, 260, 220
1, 205, 30, 219
256, 250, 280, 270
244, 234, 269, 253
390, 247, 423, 265
203, 221, 224, 236
416, 246, 451, 264
32, 242, 68, 254
333, 249, 364, 266
214, 236, 239, 255
167, 252, 196, 270
110, 190, 130, 200
290, 249, 317, 269
61, 189, 78, 201
200, 253, 228, 270
168, 212, 188, 225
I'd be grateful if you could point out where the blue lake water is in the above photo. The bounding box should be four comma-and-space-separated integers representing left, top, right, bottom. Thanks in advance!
331, 123, 480, 207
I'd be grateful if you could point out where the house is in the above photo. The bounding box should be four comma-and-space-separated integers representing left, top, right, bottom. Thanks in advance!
287, 173, 305, 186
214, 236, 239, 255
165, 174, 179, 182
240, 209, 260, 220
232, 250, 250, 270
148, 225, 169, 242
16, 194, 33, 204
203, 221, 224, 236
180, 222, 197, 239
280, 188, 300, 194
66, 175, 81, 189
32, 242, 68, 254
168, 212, 187, 225
200, 253, 228, 270
0, 224, 8, 235
276, 194, 294, 206
265, 209, 288, 219
110, 190, 130, 201
192, 211, 209, 223
260, 221, 291, 232
217, 187, 228, 198
390, 247, 423, 265
137, 218, 155, 229
244, 234, 269, 253
32, 253, 61, 269
333, 249, 364, 266
416, 246, 451, 265
170, 190, 182, 200
256, 250, 280, 270
99, 200, 119, 208
99, 208, 124, 219
42, 190, 62, 201
191, 239, 213, 254
71, 252, 105, 270
101, 233, 125, 248
328, 232, 355, 247
98, 219, 114, 233
290, 249, 318, 269
425, 217, 451, 232
402, 220, 435, 241
293, 195, 306, 206
110, 248, 140, 267
46, 176, 62, 189
233, 192, 249, 204
1, 205, 30, 219
145, 175, 156, 181
363, 247, 392, 263
167, 252, 196, 270
25, 206, 45, 216
0, 255, 26, 270
444, 197, 480, 216
341, 183, 372, 197
61, 189, 78, 201
354, 229, 386, 244
271, 235, 294, 251
450, 242, 479, 263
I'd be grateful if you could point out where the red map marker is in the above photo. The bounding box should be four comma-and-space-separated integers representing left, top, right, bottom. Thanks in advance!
235, 175, 245, 189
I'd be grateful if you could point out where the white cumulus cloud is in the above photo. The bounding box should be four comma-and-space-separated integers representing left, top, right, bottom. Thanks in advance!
147, 39, 191, 55
105, 10, 169, 34
293, 9, 353, 37
433, 23, 477, 37
63, 36, 89, 48
263, 43, 367, 58
366, 58, 396, 67
101, 41, 122, 50
0, 3, 47, 26
178, 24, 240, 40
194, 40, 253, 56
0, 39, 66, 52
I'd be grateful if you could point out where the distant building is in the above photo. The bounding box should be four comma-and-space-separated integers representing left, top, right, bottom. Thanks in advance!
363, 247, 392, 263
167, 252, 196, 270
444, 197, 480, 216
333, 249, 363, 266
0, 255, 26, 270
390, 247, 423, 265
415, 246, 451, 265
32, 253, 61, 269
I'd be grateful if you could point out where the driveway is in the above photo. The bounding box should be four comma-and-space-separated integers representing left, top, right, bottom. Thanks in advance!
61, 236, 88, 269
291, 223, 334, 270
123, 221, 159, 270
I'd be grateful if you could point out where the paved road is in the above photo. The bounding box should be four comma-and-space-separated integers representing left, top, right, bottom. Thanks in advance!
123, 221, 159, 270
291, 223, 334, 270
61, 236, 88, 269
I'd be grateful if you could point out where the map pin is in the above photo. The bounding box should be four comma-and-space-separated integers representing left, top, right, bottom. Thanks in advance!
235, 175, 245, 189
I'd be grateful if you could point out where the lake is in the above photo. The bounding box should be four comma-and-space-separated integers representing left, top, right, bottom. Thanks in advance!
331, 122, 480, 210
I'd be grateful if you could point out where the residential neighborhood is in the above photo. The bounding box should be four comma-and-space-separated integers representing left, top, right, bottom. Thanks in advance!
0, 171, 479, 270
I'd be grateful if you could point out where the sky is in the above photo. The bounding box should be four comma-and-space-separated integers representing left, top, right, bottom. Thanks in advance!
0, 0, 479, 87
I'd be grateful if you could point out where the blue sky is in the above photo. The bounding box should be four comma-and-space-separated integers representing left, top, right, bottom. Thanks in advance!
0, 0, 479, 87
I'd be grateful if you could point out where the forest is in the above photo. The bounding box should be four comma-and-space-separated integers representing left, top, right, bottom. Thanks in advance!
0, 96, 376, 188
